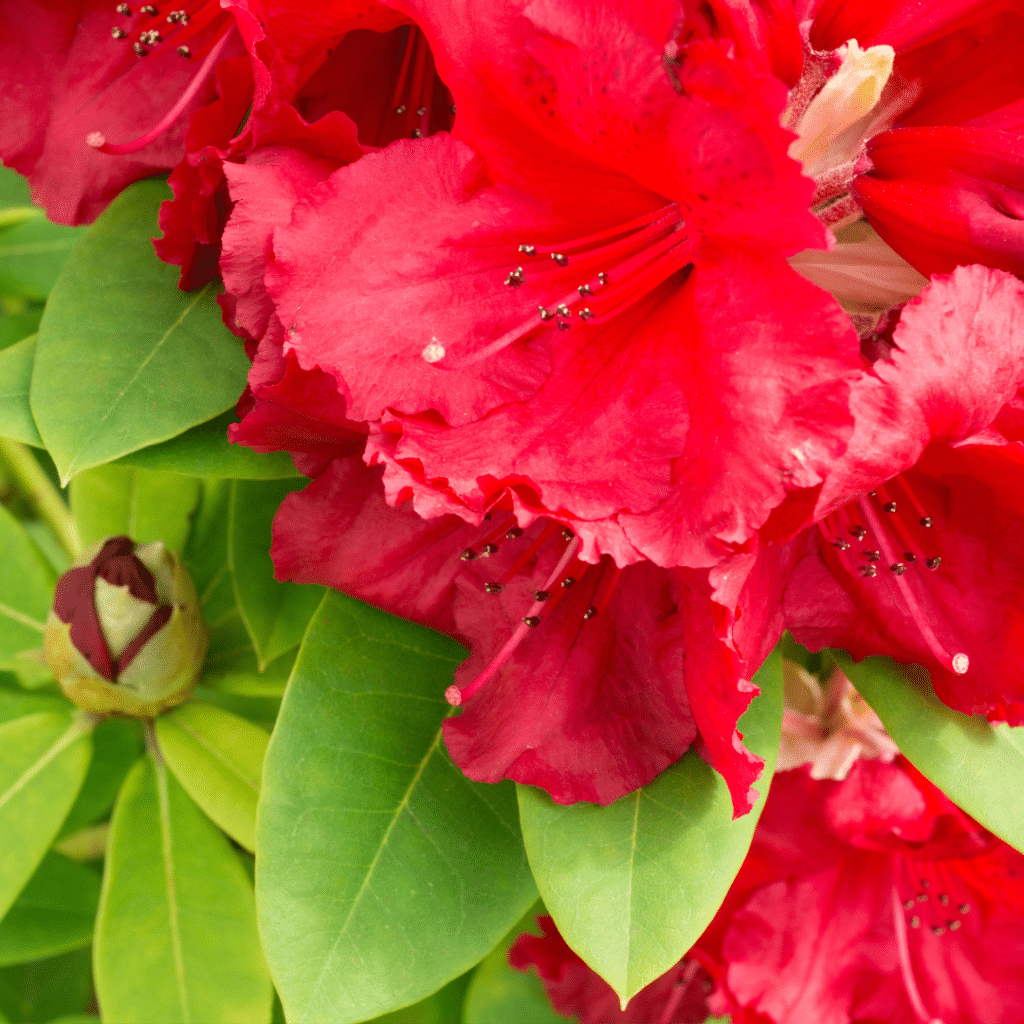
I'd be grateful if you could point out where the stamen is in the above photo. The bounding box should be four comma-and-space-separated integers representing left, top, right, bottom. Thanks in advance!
890, 888, 933, 1023
446, 535, 581, 706
88, 25, 234, 155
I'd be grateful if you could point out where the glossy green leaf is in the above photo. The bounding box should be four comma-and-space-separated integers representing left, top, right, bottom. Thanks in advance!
0, 853, 100, 965
463, 904, 569, 1024
31, 178, 250, 483
837, 651, 1024, 854
228, 479, 323, 670
0, 337, 42, 446
368, 973, 473, 1024
182, 480, 235, 625
0, 712, 93, 922
155, 702, 268, 853
518, 647, 784, 1003
0, 947, 92, 1024
0, 214, 85, 302
94, 752, 272, 1024
115, 410, 301, 479
70, 464, 201, 553
0, 309, 42, 354
0, 675, 67, 726
58, 719, 144, 839
257, 592, 538, 1024
0, 506, 54, 669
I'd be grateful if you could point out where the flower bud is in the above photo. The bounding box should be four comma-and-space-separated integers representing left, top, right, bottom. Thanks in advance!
44, 536, 207, 717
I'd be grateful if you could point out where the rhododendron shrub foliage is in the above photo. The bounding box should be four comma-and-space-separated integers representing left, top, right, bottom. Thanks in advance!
2, 0, 1024, 1020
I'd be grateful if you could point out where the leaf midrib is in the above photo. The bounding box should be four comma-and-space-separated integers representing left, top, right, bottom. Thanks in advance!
0, 716, 87, 814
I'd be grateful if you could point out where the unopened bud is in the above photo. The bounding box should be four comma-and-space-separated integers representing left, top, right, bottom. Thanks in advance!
44, 536, 207, 717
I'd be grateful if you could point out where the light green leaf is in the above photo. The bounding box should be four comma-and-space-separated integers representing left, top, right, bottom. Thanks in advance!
0, 675, 67, 727
0, 505, 54, 669
31, 178, 250, 483
0, 947, 93, 1024
837, 651, 1024, 855
0, 853, 100, 966
115, 410, 301, 480
463, 904, 570, 1024
94, 752, 272, 1024
257, 592, 538, 1024
0, 712, 93, 922
0, 309, 42, 354
368, 973, 473, 1024
183, 480, 234, 625
155, 702, 269, 853
0, 213, 85, 302
228, 479, 323, 670
70, 463, 201, 553
0, 167, 32, 211
517, 647, 783, 1003
0, 337, 42, 446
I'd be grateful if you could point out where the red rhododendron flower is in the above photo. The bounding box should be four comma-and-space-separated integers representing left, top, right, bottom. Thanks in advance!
780, 263, 1024, 721
512, 755, 1024, 1023
0, 0, 245, 223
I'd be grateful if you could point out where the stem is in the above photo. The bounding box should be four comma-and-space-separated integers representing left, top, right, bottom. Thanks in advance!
0, 438, 80, 558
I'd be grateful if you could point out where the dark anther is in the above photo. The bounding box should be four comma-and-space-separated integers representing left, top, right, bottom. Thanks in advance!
949, 920, 961, 931
578, 283, 592, 296
557, 320, 571, 331
140, 3, 157, 12
909, 916, 920, 928
133, 41, 148, 55
932, 926, 945, 936
832, 539, 850, 550
850, 526, 867, 539
597, 272, 609, 285
583, 605, 598, 619
416, 106, 427, 116
551, 253, 569, 267
859, 565, 877, 578
533, 590, 551, 601
460, 548, 477, 561
140, 28, 161, 43
450, 104, 457, 115
905, 552, 917, 562
561, 577, 576, 588
505, 527, 523, 539
484, 582, 504, 594
561, 528, 574, 540
904, 899, 915, 910
177, 44, 191, 57
960, 904, 971, 913
579, 308, 594, 321
481, 543, 498, 556
522, 615, 542, 627
868, 490, 877, 497
889, 562, 907, 575
863, 549, 880, 562
920, 880, 930, 888
925, 557, 942, 570
411, 129, 423, 139
116, 2, 131, 13
518, 244, 536, 256
939, 895, 949, 906
884, 501, 897, 513
917, 893, 928, 903
920, 516, 933, 528
111, 26, 127, 38
556, 304, 572, 317
538, 306, 553, 321
394, 104, 407, 114
504, 267, 525, 287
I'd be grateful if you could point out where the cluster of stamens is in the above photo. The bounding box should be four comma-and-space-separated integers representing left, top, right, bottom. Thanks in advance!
109, 3, 224, 59
445, 517, 623, 706
387, 26, 455, 141
899, 877, 970, 936
819, 479, 967, 675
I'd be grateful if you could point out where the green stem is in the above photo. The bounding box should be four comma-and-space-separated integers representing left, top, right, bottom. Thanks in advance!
0, 437, 80, 558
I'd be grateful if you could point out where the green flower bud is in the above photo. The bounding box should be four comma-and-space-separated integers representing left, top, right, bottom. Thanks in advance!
44, 535, 207, 717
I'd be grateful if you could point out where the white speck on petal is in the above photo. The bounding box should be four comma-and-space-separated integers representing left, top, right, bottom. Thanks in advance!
422, 339, 446, 363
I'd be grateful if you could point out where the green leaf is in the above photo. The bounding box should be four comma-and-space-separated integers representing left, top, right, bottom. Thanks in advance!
0, 167, 32, 211
517, 646, 784, 1004
368, 973, 473, 1024
31, 178, 250, 483
837, 651, 1024, 855
94, 752, 272, 1024
0, 947, 93, 1024
114, 411, 301, 480
257, 592, 539, 1024
0, 214, 85, 302
0, 337, 42, 446
0, 506, 54, 669
0, 310, 42, 354
0, 854, 99, 965
58, 719, 144, 839
183, 480, 235, 625
0, 676, 67, 727
155, 702, 269, 853
0, 713, 93, 922
70, 464, 201, 553
463, 904, 570, 1024
228, 479, 323, 670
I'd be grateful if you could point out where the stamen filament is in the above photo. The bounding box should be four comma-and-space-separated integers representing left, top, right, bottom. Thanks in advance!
890, 887, 934, 1024
87, 26, 235, 155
